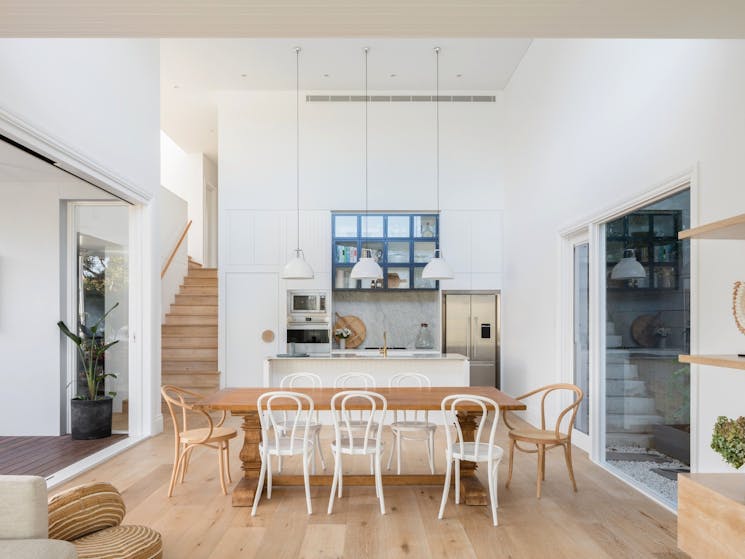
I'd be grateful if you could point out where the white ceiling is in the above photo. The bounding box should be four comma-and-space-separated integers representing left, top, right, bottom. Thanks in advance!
161, 38, 532, 161
2, 1, 744, 38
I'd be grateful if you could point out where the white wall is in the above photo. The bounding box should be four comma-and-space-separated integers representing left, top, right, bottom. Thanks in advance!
0, 39, 161, 436
159, 186, 189, 321
502, 39, 745, 472
218, 90, 505, 385
160, 132, 218, 265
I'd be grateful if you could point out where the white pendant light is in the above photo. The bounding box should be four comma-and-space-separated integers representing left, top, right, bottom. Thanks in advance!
351, 47, 383, 281
610, 249, 646, 280
282, 47, 314, 280
422, 46, 454, 281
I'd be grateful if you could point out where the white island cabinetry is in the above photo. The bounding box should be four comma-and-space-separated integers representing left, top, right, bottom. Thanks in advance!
263, 352, 469, 388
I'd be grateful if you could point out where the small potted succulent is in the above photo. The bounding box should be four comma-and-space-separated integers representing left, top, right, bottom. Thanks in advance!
58, 303, 119, 440
334, 327, 352, 350
711, 415, 745, 470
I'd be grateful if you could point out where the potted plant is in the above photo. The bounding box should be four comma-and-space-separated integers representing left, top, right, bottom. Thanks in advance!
58, 303, 119, 440
334, 327, 352, 350
711, 416, 745, 470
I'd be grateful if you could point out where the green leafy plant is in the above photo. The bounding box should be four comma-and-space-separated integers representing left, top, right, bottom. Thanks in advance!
711, 415, 745, 469
57, 303, 120, 401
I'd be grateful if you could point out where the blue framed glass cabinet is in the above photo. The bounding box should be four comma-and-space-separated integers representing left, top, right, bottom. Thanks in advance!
332, 212, 440, 291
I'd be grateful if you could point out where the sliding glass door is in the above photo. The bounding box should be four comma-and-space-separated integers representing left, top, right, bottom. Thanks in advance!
68, 203, 130, 434
602, 189, 690, 507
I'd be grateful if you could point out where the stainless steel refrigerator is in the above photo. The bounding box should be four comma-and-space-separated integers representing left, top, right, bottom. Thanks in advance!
442, 292, 500, 387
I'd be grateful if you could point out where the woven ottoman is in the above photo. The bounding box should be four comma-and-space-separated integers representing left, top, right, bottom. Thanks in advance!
48, 482, 163, 559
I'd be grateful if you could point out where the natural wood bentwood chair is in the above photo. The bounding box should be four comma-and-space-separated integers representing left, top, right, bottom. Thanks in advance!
161, 385, 238, 497
503, 383, 584, 499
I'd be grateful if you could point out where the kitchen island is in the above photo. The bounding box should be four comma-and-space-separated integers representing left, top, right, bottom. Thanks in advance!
263, 351, 469, 387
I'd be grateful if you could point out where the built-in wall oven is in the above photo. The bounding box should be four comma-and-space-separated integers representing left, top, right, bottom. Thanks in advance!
287, 290, 330, 354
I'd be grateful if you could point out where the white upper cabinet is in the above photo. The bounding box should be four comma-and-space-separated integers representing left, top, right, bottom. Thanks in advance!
439, 210, 503, 290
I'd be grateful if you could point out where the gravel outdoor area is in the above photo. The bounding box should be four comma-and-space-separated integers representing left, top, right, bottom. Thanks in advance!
606, 446, 689, 505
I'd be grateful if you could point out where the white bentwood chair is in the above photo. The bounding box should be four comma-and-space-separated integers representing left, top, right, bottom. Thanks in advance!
327, 390, 388, 515
334, 373, 378, 474
276, 372, 326, 474
386, 373, 436, 474
252, 391, 315, 516
438, 394, 503, 526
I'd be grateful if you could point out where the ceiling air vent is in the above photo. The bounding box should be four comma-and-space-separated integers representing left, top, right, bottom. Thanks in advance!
305, 95, 495, 103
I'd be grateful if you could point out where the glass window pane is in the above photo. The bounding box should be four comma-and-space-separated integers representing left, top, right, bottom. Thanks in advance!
362, 241, 384, 263
414, 241, 436, 263
361, 215, 384, 238
413, 267, 436, 289
387, 241, 410, 263
653, 214, 675, 238
334, 267, 356, 289
386, 267, 410, 289
573, 243, 589, 435
334, 215, 357, 237
334, 241, 358, 264
414, 215, 437, 238
628, 214, 649, 236
387, 215, 410, 238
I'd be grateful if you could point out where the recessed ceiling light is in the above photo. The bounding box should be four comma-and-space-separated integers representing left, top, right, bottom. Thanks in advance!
241, 73, 247, 78
209, 129, 215, 133
456, 74, 463, 78
389, 73, 397, 78
173, 84, 180, 89
323, 73, 330, 78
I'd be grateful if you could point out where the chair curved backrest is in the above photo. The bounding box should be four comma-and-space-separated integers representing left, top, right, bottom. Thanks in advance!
280, 372, 323, 389
389, 372, 431, 424
330, 390, 387, 454
334, 372, 376, 389
279, 373, 323, 425
441, 394, 500, 462
256, 391, 314, 456
507, 383, 584, 441
161, 385, 221, 444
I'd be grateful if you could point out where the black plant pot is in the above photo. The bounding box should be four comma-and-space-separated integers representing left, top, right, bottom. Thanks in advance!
71, 397, 113, 440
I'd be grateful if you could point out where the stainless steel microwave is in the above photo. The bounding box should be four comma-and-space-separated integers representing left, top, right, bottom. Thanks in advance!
288, 290, 328, 315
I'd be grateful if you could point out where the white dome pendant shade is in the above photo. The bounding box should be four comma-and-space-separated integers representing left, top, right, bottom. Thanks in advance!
422, 249, 454, 280
282, 248, 314, 279
281, 46, 314, 280
350, 47, 384, 282
423, 47, 454, 281
351, 249, 383, 280
610, 249, 646, 280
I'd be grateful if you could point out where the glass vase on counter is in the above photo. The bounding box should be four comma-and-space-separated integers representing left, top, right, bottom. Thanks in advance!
415, 323, 434, 349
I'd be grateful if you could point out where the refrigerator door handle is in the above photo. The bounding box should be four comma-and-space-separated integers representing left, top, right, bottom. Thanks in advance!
466, 317, 471, 359
472, 316, 478, 360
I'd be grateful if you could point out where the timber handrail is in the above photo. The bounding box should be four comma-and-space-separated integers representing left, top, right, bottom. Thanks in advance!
161, 220, 192, 279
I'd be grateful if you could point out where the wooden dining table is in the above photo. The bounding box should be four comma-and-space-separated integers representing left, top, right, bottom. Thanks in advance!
195, 386, 526, 507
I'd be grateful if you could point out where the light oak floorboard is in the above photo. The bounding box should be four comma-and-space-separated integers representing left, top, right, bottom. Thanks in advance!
53, 415, 686, 559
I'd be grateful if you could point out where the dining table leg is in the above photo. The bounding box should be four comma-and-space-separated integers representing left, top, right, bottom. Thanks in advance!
231, 411, 262, 506
457, 410, 489, 506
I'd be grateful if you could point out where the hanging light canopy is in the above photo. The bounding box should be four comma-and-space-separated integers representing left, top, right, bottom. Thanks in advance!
281, 47, 314, 280
351, 47, 383, 281
610, 249, 646, 280
422, 46, 454, 281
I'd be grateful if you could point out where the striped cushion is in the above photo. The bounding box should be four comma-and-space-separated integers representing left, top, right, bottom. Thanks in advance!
73, 525, 162, 559
48, 482, 126, 541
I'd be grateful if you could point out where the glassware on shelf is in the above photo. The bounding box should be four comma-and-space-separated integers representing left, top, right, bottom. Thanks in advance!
415, 323, 435, 349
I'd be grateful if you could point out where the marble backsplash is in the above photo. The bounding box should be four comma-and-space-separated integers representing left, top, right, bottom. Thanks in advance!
333, 291, 439, 350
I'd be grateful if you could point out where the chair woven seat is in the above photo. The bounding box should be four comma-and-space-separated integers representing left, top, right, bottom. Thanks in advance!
73, 525, 162, 559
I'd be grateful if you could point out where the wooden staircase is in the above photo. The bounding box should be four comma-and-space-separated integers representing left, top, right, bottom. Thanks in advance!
161, 258, 219, 398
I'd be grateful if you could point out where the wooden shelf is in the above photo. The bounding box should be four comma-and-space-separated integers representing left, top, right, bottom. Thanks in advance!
679, 474, 745, 558
679, 354, 745, 370
679, 212, 745, 240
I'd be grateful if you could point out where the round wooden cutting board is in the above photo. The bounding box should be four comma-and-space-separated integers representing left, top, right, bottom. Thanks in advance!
334, 312, 366, 349
631, 313, 662, 348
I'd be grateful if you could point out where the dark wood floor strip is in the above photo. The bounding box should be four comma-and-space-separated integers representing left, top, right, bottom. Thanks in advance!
0, 434, 127, 476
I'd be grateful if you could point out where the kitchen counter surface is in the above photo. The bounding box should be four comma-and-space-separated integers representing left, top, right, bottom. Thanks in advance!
267, 352, 467, 361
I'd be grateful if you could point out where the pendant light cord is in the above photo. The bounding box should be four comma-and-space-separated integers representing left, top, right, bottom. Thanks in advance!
435, 46, 440, 213
363, 47, 369, 239
295, 46, 301, 252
